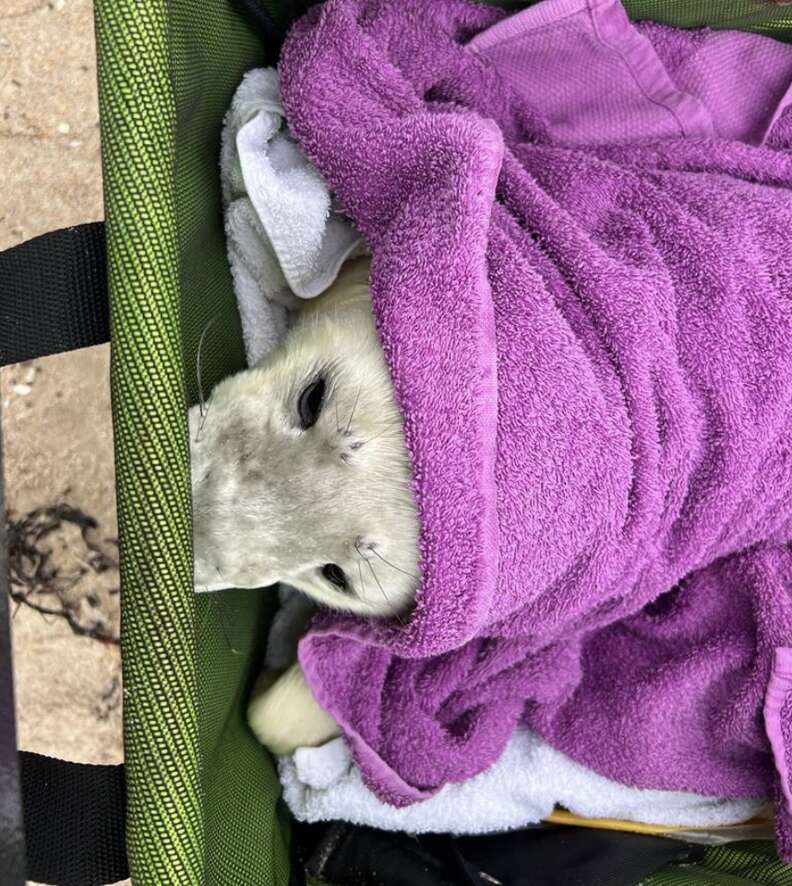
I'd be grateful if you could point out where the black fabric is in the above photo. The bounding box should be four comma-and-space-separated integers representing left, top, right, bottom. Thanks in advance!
304, 823, 464, 886
452, 827, 705, 886
19, 753, 128, 886
288, 814, 308, 886
231, 0, 287, 53
230, 0, 320, 55
0, 401, 26, 886
0, 223, 109, 367
298, 822, 706, 886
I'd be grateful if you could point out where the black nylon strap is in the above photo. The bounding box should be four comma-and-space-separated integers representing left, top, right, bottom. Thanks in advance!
1, 395, 127, 884
19, 752, 128, 886
0, 223, 109, 367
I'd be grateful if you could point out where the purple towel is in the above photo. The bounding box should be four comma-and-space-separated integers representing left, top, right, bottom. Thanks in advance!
470, 0, 792, 146
279, 0, 792, 851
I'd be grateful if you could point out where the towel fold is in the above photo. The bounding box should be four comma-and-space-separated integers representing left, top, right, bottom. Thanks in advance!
280, 727, 766, 835
468, 0, 792, 147
220, 67, 364, 365
278, 0, 792, 855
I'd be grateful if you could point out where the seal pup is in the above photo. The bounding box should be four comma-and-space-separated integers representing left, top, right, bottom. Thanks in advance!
190, 257, 419, 753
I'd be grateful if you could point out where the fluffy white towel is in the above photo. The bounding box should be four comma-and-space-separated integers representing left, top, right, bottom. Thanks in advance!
220, 67, 364, 365
278, 727, 766, 835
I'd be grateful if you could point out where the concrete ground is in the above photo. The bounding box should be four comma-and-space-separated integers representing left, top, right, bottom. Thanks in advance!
2, 0, 126, 882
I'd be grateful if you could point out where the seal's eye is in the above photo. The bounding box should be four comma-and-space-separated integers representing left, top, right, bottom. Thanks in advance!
297, 377, 326, 430
321, 563, 349, 592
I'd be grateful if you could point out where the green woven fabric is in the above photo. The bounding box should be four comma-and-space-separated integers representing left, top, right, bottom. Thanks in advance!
93, 0, 792, 884
96, 1, 287, 884
624, 0, 792, 37
95, 1, 202, 882
641, 841, 792, 885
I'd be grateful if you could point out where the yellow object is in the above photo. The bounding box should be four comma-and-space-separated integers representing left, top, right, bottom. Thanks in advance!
545, 804, 774, 837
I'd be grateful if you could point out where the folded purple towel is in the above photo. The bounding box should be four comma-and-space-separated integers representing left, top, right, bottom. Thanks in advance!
469, 0, 792, 146
767, 647, 792, 857
279, 0, 792, 851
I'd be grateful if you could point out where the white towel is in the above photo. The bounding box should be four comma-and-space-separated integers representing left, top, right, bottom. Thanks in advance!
220, 67, 365, 366
279, 727, 765, 835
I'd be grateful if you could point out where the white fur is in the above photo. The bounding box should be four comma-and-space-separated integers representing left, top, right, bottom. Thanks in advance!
190, 257, 419, 616
190, 258, 419, 752
248, 663, 341, 754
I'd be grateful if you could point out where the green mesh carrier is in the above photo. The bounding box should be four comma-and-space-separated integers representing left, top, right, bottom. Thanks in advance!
641, 840, 792, 885
91, 1, 792, 884
626, 0, 792, 36
94, 1, 291, 882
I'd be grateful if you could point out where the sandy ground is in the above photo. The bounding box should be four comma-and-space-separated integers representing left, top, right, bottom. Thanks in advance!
3, 350, 122, 764
2, 0, 127, 882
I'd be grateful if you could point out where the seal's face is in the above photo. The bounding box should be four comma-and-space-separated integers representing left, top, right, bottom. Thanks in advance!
189, 260, 420, 617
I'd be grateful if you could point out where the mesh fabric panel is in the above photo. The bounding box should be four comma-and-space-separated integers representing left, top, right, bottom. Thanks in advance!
641, 840, 792, 885
625, 0, 792, 37
168, 4, 291, 876
95, 0, 288, 883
